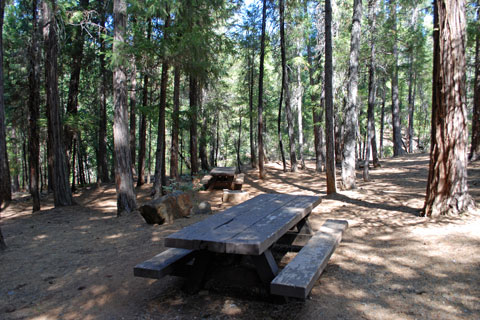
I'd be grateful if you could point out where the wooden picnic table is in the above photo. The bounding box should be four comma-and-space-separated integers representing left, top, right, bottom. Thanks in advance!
164, 194, 320, 288
135, 193, 348, 299
208, 166, 237, 190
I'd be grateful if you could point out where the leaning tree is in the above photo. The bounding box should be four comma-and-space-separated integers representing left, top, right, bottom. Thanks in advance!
423, 0, 475, 216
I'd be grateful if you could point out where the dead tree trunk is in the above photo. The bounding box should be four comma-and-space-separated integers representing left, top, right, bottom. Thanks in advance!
341, 0, 362, 190
43, 0, 73, 206
113, 0, 136, 214
423, 0, 475, 217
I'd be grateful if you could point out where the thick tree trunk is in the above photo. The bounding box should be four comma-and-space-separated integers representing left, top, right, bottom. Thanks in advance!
341, 0, 362, 190
189, 76, 199, 175
28, 0, 41, 211
470, 2, 480, 161
285, 66, 297, 172
43, 0, 73, 206
0, 0, 11, 207
170, 66, 180, 180
277, 0, 287, 172
129, 64, 137, 175
113, 0, 136, 214
364, 0, 377, 181
391, 0, 404, 157
325, 0, 336, 194
257, 0, 267, 179
423, 0, 475, 217
97, 0, 109, 183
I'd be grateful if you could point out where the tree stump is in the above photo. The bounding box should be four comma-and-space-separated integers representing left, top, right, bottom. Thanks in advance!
222, 190, 249, 204
139, 191, 193, 225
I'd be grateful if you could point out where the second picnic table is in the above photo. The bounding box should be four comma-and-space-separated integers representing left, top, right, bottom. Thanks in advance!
208, 166, 237, 190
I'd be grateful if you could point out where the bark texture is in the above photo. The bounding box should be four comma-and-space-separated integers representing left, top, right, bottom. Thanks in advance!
341, 0, 362, 190
43, 0, 73, 206
113, 0, 136, 214
423, 0, 475, 217
325, 0, 336, 194
189, 76, 199, 175
277, 0, 287, 172
170, 66, 180, 180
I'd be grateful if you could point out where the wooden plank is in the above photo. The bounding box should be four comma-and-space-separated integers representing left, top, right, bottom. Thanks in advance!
226, 196, 321, 255
210, 167, 236, 176
270, 219, 348, 299
133, 248, 195, 279
165, 194, 287, 250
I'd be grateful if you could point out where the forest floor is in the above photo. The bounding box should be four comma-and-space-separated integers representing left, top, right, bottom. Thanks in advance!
1, 153, 480, 320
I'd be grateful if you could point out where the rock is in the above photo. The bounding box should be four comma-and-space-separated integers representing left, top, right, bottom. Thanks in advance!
139, 191, 193, 225
222, 190, 249, 204
193, 201, 212, 215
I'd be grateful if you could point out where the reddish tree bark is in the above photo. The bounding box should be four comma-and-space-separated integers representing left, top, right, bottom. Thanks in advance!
423, 0, 475, 216
257, 0, 267, 179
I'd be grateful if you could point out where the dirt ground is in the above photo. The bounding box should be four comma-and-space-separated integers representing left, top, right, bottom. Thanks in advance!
1, 153, 480, 320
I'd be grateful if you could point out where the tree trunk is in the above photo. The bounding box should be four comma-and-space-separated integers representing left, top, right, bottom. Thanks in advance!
97, 0, 109, 183
189, 75, 199, 175
296, 62, 305, 170
391, 0, 404, 157
113, 0, 136, 214
43, 0, 73, 206
170, 66, 180, 180
380, 85, 386, 158
236, 112, 243, 173
423, 0, 475, 217
325, 0, 336, 194
249, 47, 257, 169
257, 0, 267, 179
364, 0, 377, 181
341, 0, 362, 190
284, 63, 297, 171
129, 63, 137, 175
470, 1, 480, 161
277, 0, 287, 172
199, 86, 209, 171
65, 0, 88, 188
407, 55, 416, 154
28, 0, 41, 211
137, 20, 151, 187
0, 0, 11, 207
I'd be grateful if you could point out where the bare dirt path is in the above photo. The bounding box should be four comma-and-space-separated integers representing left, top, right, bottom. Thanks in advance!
1, 153, 479, 320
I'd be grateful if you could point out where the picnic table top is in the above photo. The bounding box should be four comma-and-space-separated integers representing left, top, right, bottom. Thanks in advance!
210, 167, 236, 176
164, 193, 321, 255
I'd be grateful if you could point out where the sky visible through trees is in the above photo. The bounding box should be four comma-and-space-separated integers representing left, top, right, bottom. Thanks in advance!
0, 0, 478, 220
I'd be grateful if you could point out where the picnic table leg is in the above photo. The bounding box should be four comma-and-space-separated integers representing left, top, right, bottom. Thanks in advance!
184, 250, 212, 294
296, 217, 313, 235
251, 249, 278, 284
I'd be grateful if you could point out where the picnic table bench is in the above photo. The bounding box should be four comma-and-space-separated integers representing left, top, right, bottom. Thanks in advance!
134, 193, 348, 300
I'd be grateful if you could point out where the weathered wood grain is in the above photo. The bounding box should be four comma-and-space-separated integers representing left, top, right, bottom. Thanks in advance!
133, 248, 195, 279
270, 219, 348, 299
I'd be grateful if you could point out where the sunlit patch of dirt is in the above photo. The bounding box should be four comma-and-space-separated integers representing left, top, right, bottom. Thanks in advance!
0, 153, 479, 319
